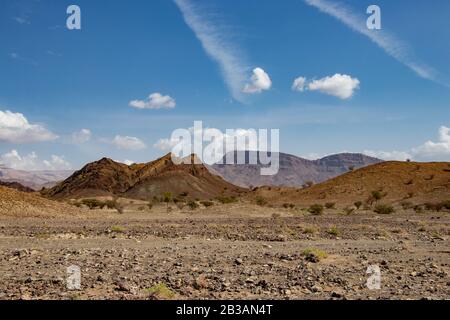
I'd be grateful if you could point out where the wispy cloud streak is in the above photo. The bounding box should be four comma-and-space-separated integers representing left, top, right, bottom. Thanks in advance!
304, 0, 446, 86
174, 0, 249, 102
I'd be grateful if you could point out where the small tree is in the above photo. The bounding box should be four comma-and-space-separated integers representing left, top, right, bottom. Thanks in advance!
354, 201, 363, 209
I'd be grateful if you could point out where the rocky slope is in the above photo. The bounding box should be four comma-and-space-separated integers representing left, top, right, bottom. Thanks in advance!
0, 186, 83, 217
249, 161, 450, 206
43, 154, 245, 200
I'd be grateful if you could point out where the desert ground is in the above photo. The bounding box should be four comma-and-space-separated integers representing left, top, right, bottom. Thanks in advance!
0, 202, 448, 300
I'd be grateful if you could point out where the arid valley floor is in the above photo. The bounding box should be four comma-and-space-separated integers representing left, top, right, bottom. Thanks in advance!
0, 203, 448, 300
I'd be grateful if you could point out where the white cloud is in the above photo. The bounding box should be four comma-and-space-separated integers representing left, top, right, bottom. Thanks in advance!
174, 0, 249, 102
308, 74, 360, 99
242, 68, 272, 94
13, 17, 30, 25
71, 129, 91, 144
112, 135, 147, 151
129, 93, 176, 110
304, 0, 443, 85
154, 138, 179, 151
292, 77, 307, 92
8, 53, 38, 66
301, 152, 325, 160
123, 159, 135, 166
363, 125, 450, 162
363, 150, 412, 161
0, 110, 58, 143
154, 127, 259, 164
412, 126, 450, 159
0, 150, 71, 171
115, 159, 135, 166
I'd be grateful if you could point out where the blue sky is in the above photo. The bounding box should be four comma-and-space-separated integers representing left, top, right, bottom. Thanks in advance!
0, 0, 449, 170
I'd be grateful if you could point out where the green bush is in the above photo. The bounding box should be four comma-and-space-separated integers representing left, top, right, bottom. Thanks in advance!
256, 196, 267, 206
187, 200, 199, 210
110, 225, 125, 233
442, 201, 450, 210
200, 201, 214, 208
145, 283, 175, 300
308, 204, 324, 215
301, 248, 328, 262
283, 203, 295, 209
371, 191, 383, 201
374, 204, 395, 215
327, 226, 340, 236
80, 199, 105, 209
163, 192, 172, 203
79, 199, 117, 210
216, 196, 237, 204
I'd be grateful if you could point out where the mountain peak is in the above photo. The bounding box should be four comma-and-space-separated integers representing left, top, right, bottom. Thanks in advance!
43, 153, 244, 200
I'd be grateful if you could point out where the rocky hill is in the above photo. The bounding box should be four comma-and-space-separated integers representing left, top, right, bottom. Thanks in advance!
0, 180, 34, 193
249, 161, 450, 206
43, 153, 245, 200
0, 186, 84, 217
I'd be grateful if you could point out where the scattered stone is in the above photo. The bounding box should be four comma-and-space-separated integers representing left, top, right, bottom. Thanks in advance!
234, 258, 243, 265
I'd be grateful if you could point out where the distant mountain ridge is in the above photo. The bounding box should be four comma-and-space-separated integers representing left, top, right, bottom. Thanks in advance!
0, 167, 73, 190
211, 151, 382, 188
1, 152, 382, 192
0, 180, 35, 193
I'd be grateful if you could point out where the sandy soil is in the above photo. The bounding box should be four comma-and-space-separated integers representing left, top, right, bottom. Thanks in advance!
0, 204, 448, 300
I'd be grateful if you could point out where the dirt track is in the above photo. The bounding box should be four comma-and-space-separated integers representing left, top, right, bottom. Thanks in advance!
0, 205, 449, 300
